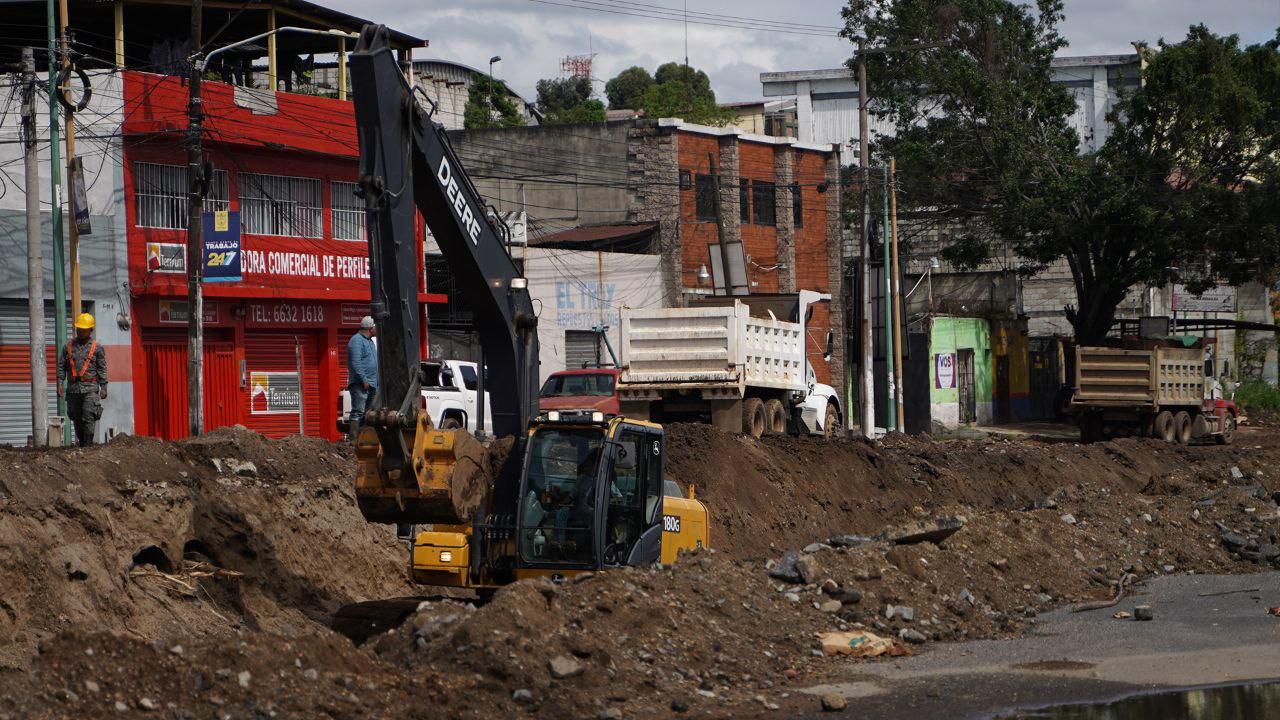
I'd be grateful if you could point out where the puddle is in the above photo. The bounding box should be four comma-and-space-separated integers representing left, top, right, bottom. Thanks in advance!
1003, 680, 1280, 719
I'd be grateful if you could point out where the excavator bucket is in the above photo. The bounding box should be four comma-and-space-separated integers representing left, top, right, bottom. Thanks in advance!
354, 415, 492, 525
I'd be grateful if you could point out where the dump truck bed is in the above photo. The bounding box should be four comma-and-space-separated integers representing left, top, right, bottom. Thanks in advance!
1074, 346, 1204, 408
619, 302, 805, 393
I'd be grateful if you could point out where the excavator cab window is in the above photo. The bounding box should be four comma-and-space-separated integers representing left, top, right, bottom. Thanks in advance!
518, 427, 604, 565
602, 424, 664, 566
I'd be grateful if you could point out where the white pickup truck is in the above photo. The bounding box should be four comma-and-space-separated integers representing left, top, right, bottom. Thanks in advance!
337, 359, 493, 435
617, 291, 842, 438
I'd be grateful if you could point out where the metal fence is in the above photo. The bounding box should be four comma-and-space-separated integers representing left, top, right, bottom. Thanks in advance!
330, 180, 364, 241
133, 162, 229, 230
238, 172, 323, 238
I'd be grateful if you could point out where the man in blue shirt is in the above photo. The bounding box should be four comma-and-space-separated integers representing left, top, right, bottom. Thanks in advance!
346, 315, 378, 437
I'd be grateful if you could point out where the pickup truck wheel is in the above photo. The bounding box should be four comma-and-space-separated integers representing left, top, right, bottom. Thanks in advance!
1155, 411, 1175, 442
440, 416, 463, 431
1216, 414, 1236, 445
764, 399, 787, 435
742, 398, 766, 438
824, 404, 840, 439
1173, 411, 1192, 444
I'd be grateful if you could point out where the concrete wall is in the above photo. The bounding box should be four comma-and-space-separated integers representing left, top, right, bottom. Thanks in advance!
928, 316, 993, 429
523, 247, 663, 384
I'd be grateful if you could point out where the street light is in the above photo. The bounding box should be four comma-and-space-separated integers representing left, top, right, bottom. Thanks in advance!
488, 56, 502, 118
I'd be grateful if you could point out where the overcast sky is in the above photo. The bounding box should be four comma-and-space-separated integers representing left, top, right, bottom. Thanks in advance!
327, 0, 1280, 104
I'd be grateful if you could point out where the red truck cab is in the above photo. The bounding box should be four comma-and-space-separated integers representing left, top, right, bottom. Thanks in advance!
539, 368, 620, 415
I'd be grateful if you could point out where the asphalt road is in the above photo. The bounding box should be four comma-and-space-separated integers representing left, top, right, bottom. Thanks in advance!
789, 572, 1280, 719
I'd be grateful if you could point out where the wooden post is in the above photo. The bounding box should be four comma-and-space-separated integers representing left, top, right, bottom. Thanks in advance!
889, 157, 905, 433
337, 36, 347, 101
267, 6, 277, 91
186, 0, 205, 436
113, 2, 124, 68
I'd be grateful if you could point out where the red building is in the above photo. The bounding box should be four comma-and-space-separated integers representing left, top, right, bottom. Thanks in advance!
122, 71, 437, 440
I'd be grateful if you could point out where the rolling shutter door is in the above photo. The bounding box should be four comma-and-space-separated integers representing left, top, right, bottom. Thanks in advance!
244, 332, 322, 438
564, 330, 599, 371
0, 301, 64, 446
140, 331, 239, 439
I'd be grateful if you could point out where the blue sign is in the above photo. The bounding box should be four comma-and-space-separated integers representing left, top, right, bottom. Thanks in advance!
202, 210, 242, 283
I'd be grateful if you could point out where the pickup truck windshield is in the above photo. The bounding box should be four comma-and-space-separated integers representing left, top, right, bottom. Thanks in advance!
518, 427, 604, 564
540, 374, 615, 397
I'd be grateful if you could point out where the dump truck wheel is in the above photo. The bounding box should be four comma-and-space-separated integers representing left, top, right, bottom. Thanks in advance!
1216, 414, 1236, 445
1173, 411, 1192, 444
742, 398, 766, 438
824, 403, 840, 439
764, 399, 787, 435
1155, 411, 1175, 442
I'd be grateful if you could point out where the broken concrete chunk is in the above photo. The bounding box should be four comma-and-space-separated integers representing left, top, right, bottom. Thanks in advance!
768, 551, 803, 583
880, 516, 966, 546
548, 655, 584, 679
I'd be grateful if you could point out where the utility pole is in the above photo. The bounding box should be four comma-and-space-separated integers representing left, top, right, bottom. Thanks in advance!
889, 158, 905, 433
856, 39, 874, 439
881, 163, 895, 431
46, 0, 69, 443
57, 0, 81, 316
22, 48, 48, 447
709, 152, 734, 296
186, 0, 205, 437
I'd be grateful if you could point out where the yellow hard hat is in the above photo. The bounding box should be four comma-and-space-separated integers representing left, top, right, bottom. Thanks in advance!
74, 313, 95, 330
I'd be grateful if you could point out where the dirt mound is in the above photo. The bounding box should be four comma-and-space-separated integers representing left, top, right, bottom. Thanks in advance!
3, 424, 1280, 719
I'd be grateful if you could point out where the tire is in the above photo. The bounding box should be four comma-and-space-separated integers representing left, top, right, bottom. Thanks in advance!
824, 403, 840, 439
1173, 411, 1192, 445
1216, 414, 1236, 445
764, 399, 787, 435
440, 416, 463, 431
742, 397, 766, 438
1155, 411, 1175, 442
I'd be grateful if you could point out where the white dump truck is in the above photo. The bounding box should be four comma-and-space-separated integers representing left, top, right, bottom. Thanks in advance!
617, 291, 841, 438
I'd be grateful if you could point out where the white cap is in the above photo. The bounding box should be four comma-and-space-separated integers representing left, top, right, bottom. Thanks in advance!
360, 315, 376, 329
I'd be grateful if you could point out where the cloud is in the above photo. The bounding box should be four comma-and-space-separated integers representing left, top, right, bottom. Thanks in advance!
322, 0, 1279, 103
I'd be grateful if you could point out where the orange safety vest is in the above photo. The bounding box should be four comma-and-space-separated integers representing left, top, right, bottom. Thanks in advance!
67, 340, 99, 382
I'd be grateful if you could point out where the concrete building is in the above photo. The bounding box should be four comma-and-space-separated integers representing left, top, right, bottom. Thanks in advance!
719, 99, 797, 138
0, 0, 424, 445
443, 118, 847, 387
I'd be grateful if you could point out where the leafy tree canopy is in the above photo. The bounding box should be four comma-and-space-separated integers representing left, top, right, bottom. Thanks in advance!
535, 76, 606, 125
464, 73, 525, 129
843, 0, 1280, 341
605, 65, 653, 109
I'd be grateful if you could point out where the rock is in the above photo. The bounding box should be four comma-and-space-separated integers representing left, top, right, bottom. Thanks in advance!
1221, 531, 1249, 549
512, 689, 534, 703
84, 680, 100, 693
548, 655, 584, 680
1162, 564, 1175, 573
898, 628, 927, 644
1060, 514, 1077, 525
599, 709, 623, 720
820, 693, 848, 712
698, 557, 713, 570
768, 552, 803, 583
1036, 593, 1053, 604
1191, 509, 1201, 520
303, 669, 319, 681
838, 589, 863, 605
794, 554, 821, 585
803, 543, 826, 554
169, 645, 184, 656
959, 589, 976, 606
880, 516, 965, 546
898, 606, 915, 622
1260, 544, 1280, 561
819, 600, 843, 613
1231, 466, 1245, 480
1140, 513, 1153, 523
114, 701, 129, 712
829, 534, 876, 548
1113, 611, 1132, 620
138, 698, 157, 711
884, 604, 897, 620
784, 592, 801, 603
55, 689, 79, 703
237, 671, 251, 689
820, 579, 840, 595
670, 699, 690, 713
1134, 605, 1154, 621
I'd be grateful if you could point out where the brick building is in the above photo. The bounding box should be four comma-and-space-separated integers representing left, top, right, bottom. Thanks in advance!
450, 119, 846, 387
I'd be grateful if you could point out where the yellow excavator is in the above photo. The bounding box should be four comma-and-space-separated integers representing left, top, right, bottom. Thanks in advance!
347, 26, 708, 592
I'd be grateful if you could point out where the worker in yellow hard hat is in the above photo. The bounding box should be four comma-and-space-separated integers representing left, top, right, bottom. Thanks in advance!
57, 313, 108, 447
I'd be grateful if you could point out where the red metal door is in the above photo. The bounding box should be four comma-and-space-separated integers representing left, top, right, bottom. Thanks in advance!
141, 333, 238, 439
243, 331, 322, 438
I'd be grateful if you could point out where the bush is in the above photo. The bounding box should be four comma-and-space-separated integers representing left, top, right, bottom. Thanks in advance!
1235, 380, 1280, 412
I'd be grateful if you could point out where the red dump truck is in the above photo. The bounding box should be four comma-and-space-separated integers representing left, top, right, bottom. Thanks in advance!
1069, 341, 1238, 444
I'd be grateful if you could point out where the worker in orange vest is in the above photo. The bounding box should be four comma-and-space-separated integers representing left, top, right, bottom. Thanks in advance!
57, 313, 108, 447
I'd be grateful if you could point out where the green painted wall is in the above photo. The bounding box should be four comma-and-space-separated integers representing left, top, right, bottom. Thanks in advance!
928, 316, 994, 423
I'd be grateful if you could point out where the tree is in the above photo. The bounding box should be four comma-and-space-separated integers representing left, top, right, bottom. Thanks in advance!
605, 65, 653, 109
842, 0, 1280, 342
464, 73, 525, 129
535, 76, 606, 125
636, 79, 736, 126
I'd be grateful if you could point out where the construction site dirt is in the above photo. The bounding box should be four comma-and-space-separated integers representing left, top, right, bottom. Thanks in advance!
2, 423, 1279, 719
